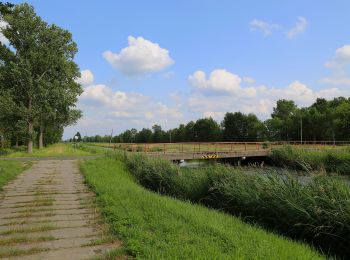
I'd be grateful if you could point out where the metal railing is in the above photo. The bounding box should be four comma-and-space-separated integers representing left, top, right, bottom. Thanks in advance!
98, 141, 350, 154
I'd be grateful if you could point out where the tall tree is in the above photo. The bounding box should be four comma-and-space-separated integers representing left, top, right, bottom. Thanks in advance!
0, 3, 82, 152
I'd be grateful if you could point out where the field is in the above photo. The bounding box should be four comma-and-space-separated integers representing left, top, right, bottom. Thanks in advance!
80, 157, 322, 259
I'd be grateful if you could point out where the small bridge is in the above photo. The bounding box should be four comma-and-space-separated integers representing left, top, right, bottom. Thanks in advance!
107, 141, 350, 161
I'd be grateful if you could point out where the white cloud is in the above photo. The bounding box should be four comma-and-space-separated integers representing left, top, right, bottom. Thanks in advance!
250, 17, 308, 39
243, 77, 255, 85
188, 68, 349, 120
249, 19, 280, 36
320, 77, 350, 86
189, 69, 242, 94
0, 19, 9, 45
287, 17, 308, 39
321, 45, 350, 85
76, 70, 94, 86
103, 36, 174, 76
325, 45, 350, 69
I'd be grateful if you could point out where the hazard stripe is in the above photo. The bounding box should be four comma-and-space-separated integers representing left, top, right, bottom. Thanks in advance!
201, 154, 218, 159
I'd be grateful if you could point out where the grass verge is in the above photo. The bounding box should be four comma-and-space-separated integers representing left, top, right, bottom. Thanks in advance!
125, 153, 350, 258
1, 143, 95, 158
81, 157, 322, 259
0, 161, 30, 190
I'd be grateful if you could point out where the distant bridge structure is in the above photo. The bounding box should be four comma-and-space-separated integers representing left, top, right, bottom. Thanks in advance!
105, 141, 350, 161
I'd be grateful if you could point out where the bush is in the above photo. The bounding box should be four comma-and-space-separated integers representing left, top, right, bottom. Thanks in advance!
124, 153, 350, 258
0, 148, 12, 156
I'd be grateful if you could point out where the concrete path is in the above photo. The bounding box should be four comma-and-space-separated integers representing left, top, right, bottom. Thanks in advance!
0, 156, 103, 161
0, 160, 121, 259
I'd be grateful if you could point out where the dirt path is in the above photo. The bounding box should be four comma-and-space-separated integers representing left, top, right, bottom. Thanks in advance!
0, 160, 120, 259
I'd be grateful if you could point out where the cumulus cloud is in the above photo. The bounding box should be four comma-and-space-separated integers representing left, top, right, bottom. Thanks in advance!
103, 36, 174, 76
187, 68, 349, 120
287, 17, 308, 39
249, 19, 280, 36
189, 69, 242, 94
325, 45, 350, 69
75, 70, 94, 86
0, 19, 9, 45
321, 45, 350, 85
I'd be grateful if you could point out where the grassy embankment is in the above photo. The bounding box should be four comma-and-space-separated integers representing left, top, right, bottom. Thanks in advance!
270, 145, 350, 175
0, 143, 96, 158
0, 161, 31, 190
124, 153, 350, 258
81, 157, 323, 259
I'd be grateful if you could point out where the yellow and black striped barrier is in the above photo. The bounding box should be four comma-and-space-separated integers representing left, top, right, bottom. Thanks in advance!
201, 153, 218, 159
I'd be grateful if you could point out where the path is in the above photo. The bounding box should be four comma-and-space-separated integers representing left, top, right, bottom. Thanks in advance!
0, 156, 102, 161
0, 160, 120, 259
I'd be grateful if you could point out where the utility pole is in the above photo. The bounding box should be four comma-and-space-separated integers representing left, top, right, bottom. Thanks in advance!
300, 117, 303, 144
109, 129, 114, 145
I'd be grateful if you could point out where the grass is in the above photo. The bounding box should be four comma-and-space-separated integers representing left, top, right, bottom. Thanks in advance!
0, 247, 49, 258
270, 145, 350, 175
0, 161, 30, 190
0, 236, 55, 246
0, 225, 56, 235
1, 143, 96, 158
125, 153, 350, 258
81, 157, 322, 259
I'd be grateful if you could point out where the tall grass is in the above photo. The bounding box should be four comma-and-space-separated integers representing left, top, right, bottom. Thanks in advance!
270, 145, 350, 175
124, 153, 350, 258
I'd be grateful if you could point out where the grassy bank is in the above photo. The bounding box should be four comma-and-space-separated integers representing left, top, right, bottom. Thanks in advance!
270, 145, 350, 175
80, 157, 322, 259
125, 154, 350, 258
0, 143, 95, 158
0, 161, 30, 190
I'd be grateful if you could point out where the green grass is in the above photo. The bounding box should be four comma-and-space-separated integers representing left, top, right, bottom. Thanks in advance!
125, 153, 350, 258
81, 157, 322, 259
0, 161, 30, 190
1, 143, 95, 158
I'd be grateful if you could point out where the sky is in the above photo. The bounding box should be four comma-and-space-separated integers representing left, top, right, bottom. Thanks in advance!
7, 0, 350, 138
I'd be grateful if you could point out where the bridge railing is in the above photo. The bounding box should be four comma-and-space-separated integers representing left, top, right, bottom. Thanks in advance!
104, 141, 350, 154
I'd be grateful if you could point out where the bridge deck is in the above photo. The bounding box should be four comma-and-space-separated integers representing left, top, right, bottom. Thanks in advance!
102, 141, 350, 161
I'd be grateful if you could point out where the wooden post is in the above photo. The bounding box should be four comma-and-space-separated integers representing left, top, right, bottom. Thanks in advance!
164, 143, 166, 154
245, 143, 247, 151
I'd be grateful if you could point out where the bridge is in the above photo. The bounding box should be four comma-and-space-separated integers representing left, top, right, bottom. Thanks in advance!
105, 141, 349, 161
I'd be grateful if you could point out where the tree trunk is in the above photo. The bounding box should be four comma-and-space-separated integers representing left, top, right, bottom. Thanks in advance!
39, 124, 44, 149
28, 120, 33, 153
0, 134, 4, 149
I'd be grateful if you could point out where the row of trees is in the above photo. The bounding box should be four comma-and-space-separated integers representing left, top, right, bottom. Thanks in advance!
83, 97, 350, 143
0, 3, 82, 152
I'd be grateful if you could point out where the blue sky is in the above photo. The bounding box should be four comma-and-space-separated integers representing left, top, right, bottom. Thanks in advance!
9, 1, 350, 138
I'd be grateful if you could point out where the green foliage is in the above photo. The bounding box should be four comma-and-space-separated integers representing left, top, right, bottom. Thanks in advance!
81, 157, 322, 259
0, 3, 82, 151
271, 146, 350, 175
85, 97, 350, 144
124, 154, 350, 258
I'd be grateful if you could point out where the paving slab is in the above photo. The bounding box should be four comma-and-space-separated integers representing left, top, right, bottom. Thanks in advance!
0, 159, 121, 259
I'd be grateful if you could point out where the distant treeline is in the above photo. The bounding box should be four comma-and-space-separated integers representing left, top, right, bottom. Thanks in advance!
82, 97, 350, 143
